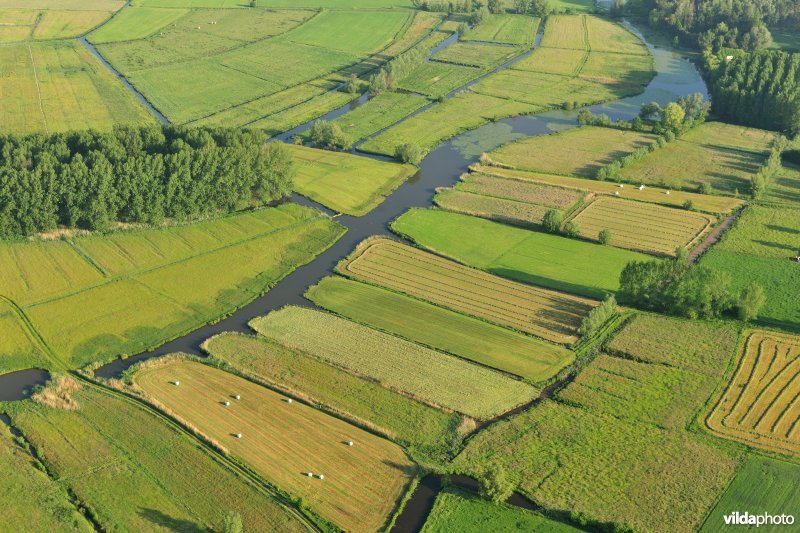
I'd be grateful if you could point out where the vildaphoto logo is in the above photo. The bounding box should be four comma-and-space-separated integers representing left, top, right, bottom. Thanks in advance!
723, 512, 796, 527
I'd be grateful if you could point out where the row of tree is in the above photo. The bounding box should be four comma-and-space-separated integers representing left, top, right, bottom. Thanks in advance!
369, 46, 427, 95
708, 50, 800, 135
0, 126, 294, 238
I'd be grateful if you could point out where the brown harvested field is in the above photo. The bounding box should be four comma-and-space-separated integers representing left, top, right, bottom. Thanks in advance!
338, 237, 596, 344
434, 189, 551, 226
569, 196, 716, 256
488, 126, 658, 178
457, 172, 584, 208
135, 360, 415, 532
707, 330, 800, 457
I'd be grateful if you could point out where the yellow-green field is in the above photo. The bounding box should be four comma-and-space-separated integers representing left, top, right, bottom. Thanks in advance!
286, 144, 417, 215
136, 360, 414, 531
0, 1, 121, 41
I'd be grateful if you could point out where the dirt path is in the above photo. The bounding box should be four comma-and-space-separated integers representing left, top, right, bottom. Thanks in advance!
688, 209, 742, 263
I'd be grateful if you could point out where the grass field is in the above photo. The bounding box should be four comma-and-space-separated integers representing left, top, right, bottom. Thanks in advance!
87, 7, 189, 43
6, 383, 306, 532
249, 90, 355, 136
422, 487, 580, 532
306, 276, 574, 382
136, 360, 414, 531
338, 238, 595, 344
0, 204, 344, 369
432, 41, 523, 69
331, 92, 429, 142
488, 126, 659, 178
0, 418, 92, 532
286, 144, 417, 215
396, 61, 484, 98
701, 455, 800, 532
706, 330, 800, 457
456, 314, 742, 532
251, 306, 538, 420
392, 209, 651, 299
202, 332, 463, 461
766, 163, 800, 206
32, 10, 112, 39
474, 164, 745, 214
434, 189, 552, 227
0, 41, 154, 134
700, 205, 800, 327
465, 14, 540, 46
0, 298, 53, 375
569, 196, 716, 256
620, 122, 777, 194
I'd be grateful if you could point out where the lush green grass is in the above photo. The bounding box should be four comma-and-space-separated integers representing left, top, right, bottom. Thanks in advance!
6, 382, 307, 532
397, 62, 484, 98
32, 10, 112, 39
203, 332, 463, 461
284, 10, 410, 55
0, 41, 154, 134
286, 144, 417, 215
620, 122, 777, 194
249, 89, 355, 135
0, 418, 92, 532
766, 163, 800, 206
251, 306, 539, 420
456, 314, 742, 532
332, 92, 429, 142
140, 0, 412, 5
392, 208, 651, 299
306, 276, 574, 382
432, 41, 523, 69
88, 7, 190, 44
489, 126, 658, 178
136, 360, 414, 531
0, 298, 53, 374
700, 205, 800, 327
701, 455, 800, 532
465, 14, 541, 46
0, 204, 344, 370
422, 487, 580, 532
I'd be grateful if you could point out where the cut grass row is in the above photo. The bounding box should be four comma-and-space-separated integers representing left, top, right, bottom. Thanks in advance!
251, 306, 539, 420
135, 360, 414, 532
338, 238, 595, 344
306, 276, 574, 382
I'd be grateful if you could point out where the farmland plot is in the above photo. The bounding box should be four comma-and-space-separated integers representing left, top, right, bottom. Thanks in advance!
331, 92, 429, 142
32, 10, 112, 39
569, 196, 716, 256
455, 172, 584, 208
136, 361, 414, 531
87, 7, 189, 43
465, 14, 541, 46
432, 41, 523, 69
434, 189, 551, 227
707, 330, 800, 457
396, 61, 484, 98
338, 238, 595, 344
252, 306, 538, 420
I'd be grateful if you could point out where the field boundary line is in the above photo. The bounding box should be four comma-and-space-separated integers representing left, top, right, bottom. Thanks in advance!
27, 44, 48, 132
0, 295, 63, 370
66, 240, 109, 277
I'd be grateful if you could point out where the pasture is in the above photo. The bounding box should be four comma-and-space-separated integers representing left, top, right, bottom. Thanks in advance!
465, 14, 541, 46
331, 92, 429, 142
0, 204, 344, 369
422, 487, 580, 533
391, 209, 651, 299
7, 382, 306, 532
286, 144, 417, 215
338, 238, 595, 344
251, 306, 539, 420
434, 189, 551, 227
32, 10, 112, 39
135, 360, 414, 531
202, 332, 463, 461
620, 122, 777, 194
432, 41, 522, 69
0, 299, 52, 374
706, 330, 800, 457
0, 2, 119, 42
396, 62, 484, 98
87, 7, 189, 43
456, 315, 742, 532
766, 163, 800, 206
249, 90, 355, 136
488, 126, 658, 178
569, 197, 716, 256
474, 165, 745, 214
701, 455, 800, 532
0, 41, 154, 134
306, 276, 574, 382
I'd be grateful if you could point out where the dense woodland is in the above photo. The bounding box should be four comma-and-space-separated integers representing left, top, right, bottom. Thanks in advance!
0, 126, 293, 238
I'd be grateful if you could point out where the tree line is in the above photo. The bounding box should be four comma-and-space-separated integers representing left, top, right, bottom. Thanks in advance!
0, 126, 293, 239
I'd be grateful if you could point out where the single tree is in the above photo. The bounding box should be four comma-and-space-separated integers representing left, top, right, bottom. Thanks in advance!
542, 209, 563, 233
738, 283, 765, 322
345, 74, 359, 95
395, 143, 424, 165
599, 228, 612, 245
481, 464, 513, 503
661, 102, 686, 132
221, 511, 243, 533
487, 0, 503, 14
563, 220, 580, 238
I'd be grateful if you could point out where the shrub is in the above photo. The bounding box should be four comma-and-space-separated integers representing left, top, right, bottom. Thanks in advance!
309, 120, 352, 150
737, 283, 765, 321
542, 209, 563, 233
395, 143, 425, 165
31, 375, 82, 410
480, 464, 514, 503
599, 228, 612, 244
697, 182, 713, 195
578, 296, 617, 337
682, 199, 694, 211
563, 220, 580, 238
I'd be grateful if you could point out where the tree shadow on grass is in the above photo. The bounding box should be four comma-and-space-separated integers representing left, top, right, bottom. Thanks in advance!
139, 509, 207, 532
766, 224, 800, 235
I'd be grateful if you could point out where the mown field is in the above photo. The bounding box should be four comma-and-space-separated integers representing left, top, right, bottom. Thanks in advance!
6, 382, 307, 532
392, 208, 650, 299
0, 417, 92, 532
474, 164, 745, 214
286, 144, 416, 215
700, 205, 800, 327
706, 330, 800, 457
464, 14, 541, 46
455, 314, 743, 532
620, 122, 777, 194
396, 61, 485, 99
422, 487, 580, 533
306, 276, 574, 382
202, 332, 463, 461
569, 197, 715, 256
0, 1, 120, 42
701, 455, 800, 532
338, 238, 595, 344
0, 40, 154, 134
488, 126, 658, 178
251, 306, 538, 420
0, 204, 344, 370
766, 163, 800, 206
331, 92, 429, 143
135, 360, 414, 531
432, 41, 522, 69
